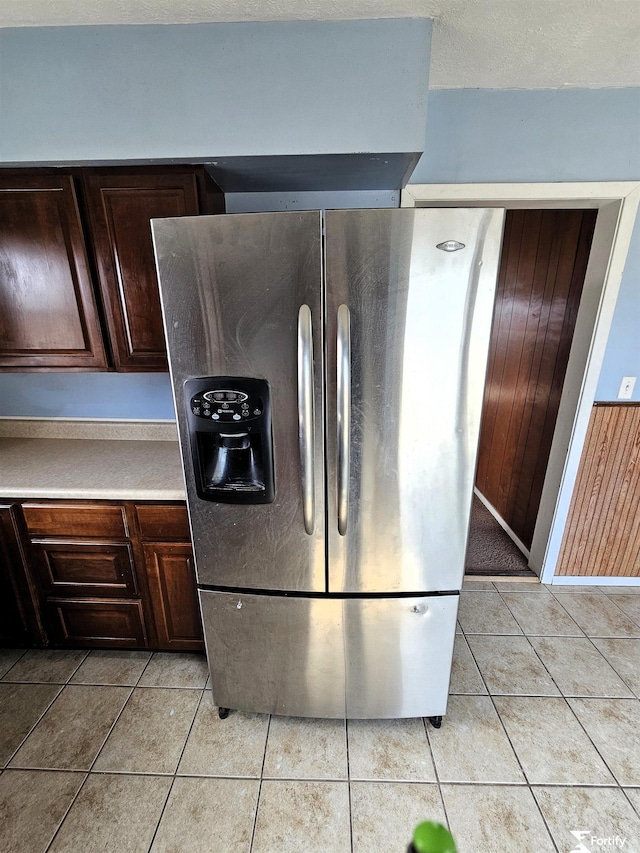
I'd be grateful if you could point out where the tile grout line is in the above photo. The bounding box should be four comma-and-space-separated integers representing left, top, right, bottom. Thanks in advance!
463, 634, 530, 786
561, 695, 628, 793
39, 649, 120, 853
606, 593, 640, 630
463, 635, 561, 850
492, 590, 640, 705
135, 651, 157, 687
172, 686, 208, 778
589, 638, 640, 699
41, 650, 177, 853
496, 585, 585, 638
453, 625, 542, 805
528, 786, 561, 853
86, 684, 137, 775
346, 717, 353, 853
41, 770, 91, 853
4, 649, 110, 772
145, 684, 207, 853
581, 634, 639, 698
622, 786, 640, 820
2, 682, 65, 770
520, 632, 565, 697
552, 592, 640, 638
472, 602, 630, 791
249, 713, 272, 853
422, 716, 452, 833
0, 647, 29, 680
144, 776, 176, 853
1, 648, 90, 683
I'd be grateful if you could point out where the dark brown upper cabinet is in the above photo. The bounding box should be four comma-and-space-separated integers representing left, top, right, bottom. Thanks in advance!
83, 168, 223, 371
0, 173, 108, 370
0, 166, 224, 372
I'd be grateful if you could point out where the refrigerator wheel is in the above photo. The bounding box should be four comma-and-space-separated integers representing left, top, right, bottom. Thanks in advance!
428, 715, 443, 729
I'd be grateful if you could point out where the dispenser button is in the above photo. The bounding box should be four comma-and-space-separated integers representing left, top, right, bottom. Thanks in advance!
192, 407, 201, 415
233, 414, 241, 420
222, 403, 229, 409
254, 409, 262, 416
212, 413, 220, 420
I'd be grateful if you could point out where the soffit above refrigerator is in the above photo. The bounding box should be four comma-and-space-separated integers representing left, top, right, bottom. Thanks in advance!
203, 153, 423, 193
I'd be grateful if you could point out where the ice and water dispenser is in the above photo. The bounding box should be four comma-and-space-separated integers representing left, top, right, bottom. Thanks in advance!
184, 377, 275, 504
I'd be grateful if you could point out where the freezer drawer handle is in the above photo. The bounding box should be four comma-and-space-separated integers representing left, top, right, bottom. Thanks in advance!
298, 304, 315, 535
337, 304, 351, 536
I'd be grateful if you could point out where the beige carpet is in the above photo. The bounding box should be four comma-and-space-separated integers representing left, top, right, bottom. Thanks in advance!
465, 495, 533, 576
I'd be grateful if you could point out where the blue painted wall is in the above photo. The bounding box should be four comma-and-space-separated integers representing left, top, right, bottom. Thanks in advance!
0, 19, 430, 420
0, 20, 431, 162
0, 23, 637, 418
412, 87, 640, 402
0, 374, 175, 419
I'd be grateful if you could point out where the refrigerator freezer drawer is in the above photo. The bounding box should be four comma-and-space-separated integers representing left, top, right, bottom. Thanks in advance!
199, 590, 458, 719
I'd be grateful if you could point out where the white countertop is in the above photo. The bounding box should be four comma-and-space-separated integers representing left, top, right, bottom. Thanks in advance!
0, 420, 186, 501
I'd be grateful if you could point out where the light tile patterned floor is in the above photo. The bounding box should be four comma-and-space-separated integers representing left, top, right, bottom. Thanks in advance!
0, 583, 639, 853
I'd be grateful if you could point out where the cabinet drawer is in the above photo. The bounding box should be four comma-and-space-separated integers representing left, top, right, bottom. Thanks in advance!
46, 598, 147, 648
135, 504, 190, 540
23, 504, 127, 539
37, 542, 137, 597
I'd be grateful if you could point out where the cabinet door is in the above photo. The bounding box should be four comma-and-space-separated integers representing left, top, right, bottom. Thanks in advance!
0, 504, 45, 646
83, 169, 203, 371
143, 542, 203, 651
0, 173, 108, 369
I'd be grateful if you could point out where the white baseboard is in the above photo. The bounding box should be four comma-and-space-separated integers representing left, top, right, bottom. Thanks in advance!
473, 488, 531, 560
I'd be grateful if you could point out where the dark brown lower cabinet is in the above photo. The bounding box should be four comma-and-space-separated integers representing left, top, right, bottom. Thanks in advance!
11, 500, 202, 652
0, 504, 45, 646
143, 542, 203, 651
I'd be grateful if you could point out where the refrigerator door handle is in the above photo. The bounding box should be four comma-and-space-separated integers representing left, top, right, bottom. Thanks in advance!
297, 304, 316, 534
337, 304, 351, 536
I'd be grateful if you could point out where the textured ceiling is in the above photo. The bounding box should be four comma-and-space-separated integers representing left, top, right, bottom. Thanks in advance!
0, 0, 638, 89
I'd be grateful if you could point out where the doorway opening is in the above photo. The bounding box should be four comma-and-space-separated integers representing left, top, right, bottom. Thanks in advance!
466, 208, 597, 576
402, 182, 640, 583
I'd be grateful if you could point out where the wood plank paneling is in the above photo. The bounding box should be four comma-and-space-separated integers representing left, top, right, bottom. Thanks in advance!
476, 209, 597, 548
557, 404, 640, 577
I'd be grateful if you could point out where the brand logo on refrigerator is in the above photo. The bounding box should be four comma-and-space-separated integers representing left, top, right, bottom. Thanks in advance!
436, 240, 465, 252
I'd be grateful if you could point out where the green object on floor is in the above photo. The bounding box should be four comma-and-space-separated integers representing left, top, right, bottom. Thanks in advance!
408, 821, 457, 853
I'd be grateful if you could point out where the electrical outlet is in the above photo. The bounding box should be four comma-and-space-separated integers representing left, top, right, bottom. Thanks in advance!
618, 376, 636, 399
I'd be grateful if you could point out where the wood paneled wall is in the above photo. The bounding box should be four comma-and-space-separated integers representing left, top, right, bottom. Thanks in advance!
476, 209, 597, 548
556, 404, 640, 577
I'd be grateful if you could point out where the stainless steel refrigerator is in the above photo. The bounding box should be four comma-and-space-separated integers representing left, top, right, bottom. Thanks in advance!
152, 207, 504, 721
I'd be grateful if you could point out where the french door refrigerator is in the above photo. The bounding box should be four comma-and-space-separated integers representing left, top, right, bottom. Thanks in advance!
152, 207, 504, 721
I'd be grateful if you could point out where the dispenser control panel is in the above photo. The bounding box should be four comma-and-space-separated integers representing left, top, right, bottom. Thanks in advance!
183, 376, 275, 505
189, 389, 264, 422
